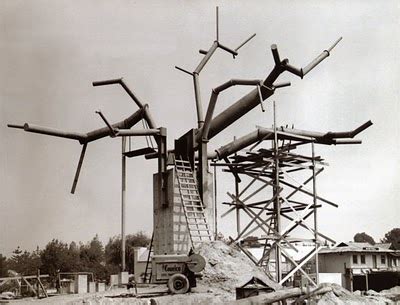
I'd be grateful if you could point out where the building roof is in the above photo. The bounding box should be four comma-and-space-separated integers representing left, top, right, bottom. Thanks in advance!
320, 242, 394, 254
375, 243, 392, 249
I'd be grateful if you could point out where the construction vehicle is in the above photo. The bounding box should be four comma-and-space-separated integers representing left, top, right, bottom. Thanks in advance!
151, 253, 206, 294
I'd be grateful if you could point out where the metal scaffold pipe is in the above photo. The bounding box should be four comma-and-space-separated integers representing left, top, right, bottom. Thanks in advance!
85, 107, 148, 143
216, 6, 219, 41
115, 129, 161, 137
21, 123, 86, 142
235, 33, 257, 52
202, 79, 262, 141
213, 120, 372, 160
92, 78, 156, 129
176, 8, 256, 129
195, 38, 343, 143
324, 120, 372, 139
93, 78, 144, 108
303, 37, 342, 76
95, 110, 117, 137
194, 42, 219, 75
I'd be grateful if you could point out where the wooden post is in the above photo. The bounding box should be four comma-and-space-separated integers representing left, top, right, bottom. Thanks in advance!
312, 143, 319, 285
18, 278, 21, 297
22, 277, 37, 296
234, 136, 241, 237
273, 101, 282, 282
350, 269, 354, 292
38, 280, 48, 297
36, 269, 40, 298
213, 163, 218, 239
231, 286, 332, 305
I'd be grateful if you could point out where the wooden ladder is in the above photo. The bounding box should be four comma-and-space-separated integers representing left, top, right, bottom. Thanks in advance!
143, 234, 153, 283
175, 157, 213, 250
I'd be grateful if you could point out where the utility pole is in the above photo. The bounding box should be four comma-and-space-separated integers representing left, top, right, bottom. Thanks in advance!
121, 136, 126, 271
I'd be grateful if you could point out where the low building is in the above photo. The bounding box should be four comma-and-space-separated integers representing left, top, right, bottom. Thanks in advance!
319, 242, 400, 291
133, 247, 151, 282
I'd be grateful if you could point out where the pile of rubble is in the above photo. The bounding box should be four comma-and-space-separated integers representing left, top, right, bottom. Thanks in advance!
310, 283, 398, 305
196, 241, 281, 294
194, 241, 400, 304
229, 283, 400, 304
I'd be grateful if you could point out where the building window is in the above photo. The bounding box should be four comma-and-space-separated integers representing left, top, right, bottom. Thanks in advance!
381, 255, 386, 264
361, 255, 366, 264
353, 254, 358, 264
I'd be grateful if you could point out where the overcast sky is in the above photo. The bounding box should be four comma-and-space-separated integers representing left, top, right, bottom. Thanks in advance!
1, 0, 399, 257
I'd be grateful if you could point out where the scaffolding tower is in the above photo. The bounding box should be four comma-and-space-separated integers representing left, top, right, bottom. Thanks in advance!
211, 102, 370, 286
217, 137, 336, 285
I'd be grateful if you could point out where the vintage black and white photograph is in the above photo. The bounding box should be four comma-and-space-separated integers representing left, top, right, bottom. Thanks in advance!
1, 0, 399, 303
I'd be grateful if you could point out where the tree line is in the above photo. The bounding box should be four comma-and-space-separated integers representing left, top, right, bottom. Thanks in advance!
353, 228, 400, 249
0, 232, 150, 282
1, 228, 398, 282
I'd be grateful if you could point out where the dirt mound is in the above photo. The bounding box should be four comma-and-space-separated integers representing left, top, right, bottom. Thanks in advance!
320, 283, 352, 297
317, 284, 396, 304
375, 286, 400, 302
196, 241, 281, 294
381, 286, 400, 295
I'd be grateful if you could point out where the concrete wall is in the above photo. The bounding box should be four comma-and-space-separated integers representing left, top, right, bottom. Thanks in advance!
153, 169, 214, 255
134, 261, 147, 282
133, 247, 148, 282
153, 169, 187, 255
96, 282, 105, 292
74, 274, 88, 294
88, 282, 96, 293
119, 271, 129, 285
319, 253, 350, 273
319, 273, 342, 286
110, 274, 118, 287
